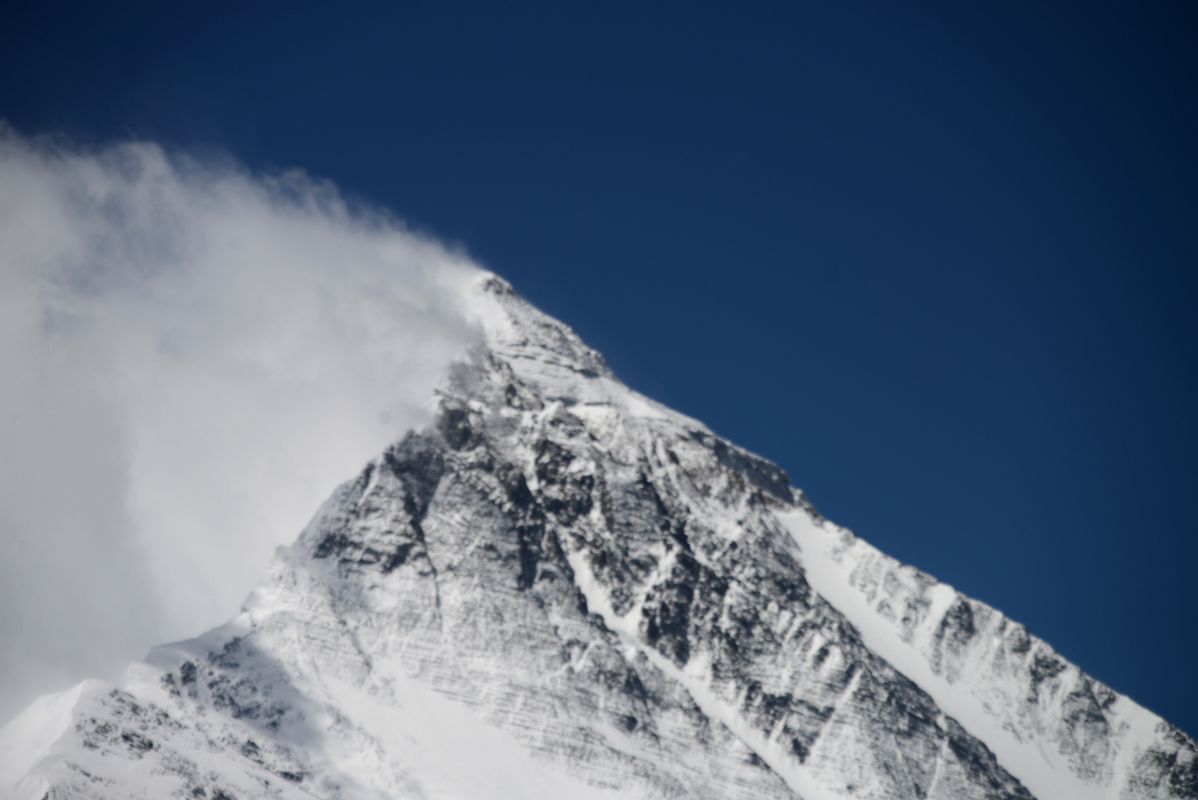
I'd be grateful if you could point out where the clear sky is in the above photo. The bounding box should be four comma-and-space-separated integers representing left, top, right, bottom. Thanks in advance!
1, 1, 1194, 736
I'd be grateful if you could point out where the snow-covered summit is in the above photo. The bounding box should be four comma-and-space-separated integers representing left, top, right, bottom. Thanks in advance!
2, 275, 1194, 800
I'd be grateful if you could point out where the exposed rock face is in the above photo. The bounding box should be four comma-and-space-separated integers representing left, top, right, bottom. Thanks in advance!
2, 275, 1193, 800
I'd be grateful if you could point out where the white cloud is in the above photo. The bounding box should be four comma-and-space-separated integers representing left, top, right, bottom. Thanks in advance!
0, 128, 483, 720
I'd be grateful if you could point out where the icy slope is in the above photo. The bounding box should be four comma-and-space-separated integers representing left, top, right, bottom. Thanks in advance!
2, 274, 1193, 800
782, 509, 1192, 800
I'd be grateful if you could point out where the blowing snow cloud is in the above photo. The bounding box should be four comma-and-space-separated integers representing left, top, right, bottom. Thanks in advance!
0, 128, 483, 720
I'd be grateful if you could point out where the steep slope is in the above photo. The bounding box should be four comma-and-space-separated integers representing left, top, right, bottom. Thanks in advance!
2, 275, 1193, 800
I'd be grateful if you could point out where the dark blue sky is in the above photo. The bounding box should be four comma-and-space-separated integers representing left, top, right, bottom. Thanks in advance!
3, 2, 1194, 735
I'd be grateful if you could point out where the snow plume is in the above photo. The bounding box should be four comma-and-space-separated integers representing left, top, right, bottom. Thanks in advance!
0, 127, 482, 721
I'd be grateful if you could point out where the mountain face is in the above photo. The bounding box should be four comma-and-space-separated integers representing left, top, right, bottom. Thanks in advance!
2, 275, 1194, 800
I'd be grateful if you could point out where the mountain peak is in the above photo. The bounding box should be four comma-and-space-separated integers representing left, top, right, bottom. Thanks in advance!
2, 277, 1194, 800
468, 271, 614, 385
